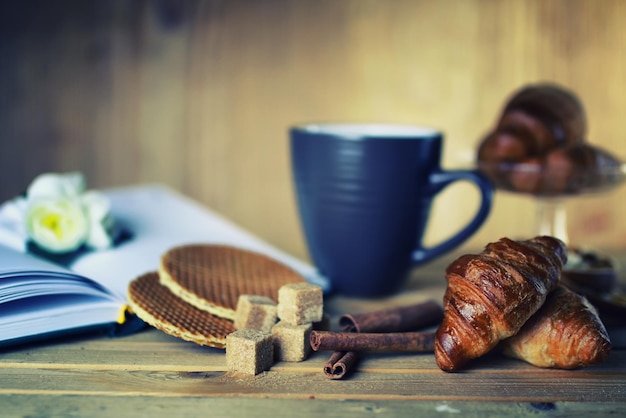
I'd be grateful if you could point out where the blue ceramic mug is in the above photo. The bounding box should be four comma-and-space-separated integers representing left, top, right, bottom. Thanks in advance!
290, 123, 493, 297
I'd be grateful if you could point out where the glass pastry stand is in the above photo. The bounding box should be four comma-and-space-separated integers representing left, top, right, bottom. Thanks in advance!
536, 198, 570, 244
533, 185, 626, 316
534, 165, 626, 247
478, 161, 626, 247
478, 161, 626, 313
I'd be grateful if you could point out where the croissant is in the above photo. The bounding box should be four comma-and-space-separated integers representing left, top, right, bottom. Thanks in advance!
477, 83, 587, 170
504, 143, 624, 195
435, 236, 567, 372
477, 84, 623, 196
501, 285, 611, 369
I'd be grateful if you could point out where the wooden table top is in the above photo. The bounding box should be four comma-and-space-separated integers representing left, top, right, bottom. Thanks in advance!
1, 253, 625, 417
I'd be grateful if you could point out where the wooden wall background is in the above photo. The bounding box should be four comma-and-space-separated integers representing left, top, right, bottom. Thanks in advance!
1, 0, 626, 263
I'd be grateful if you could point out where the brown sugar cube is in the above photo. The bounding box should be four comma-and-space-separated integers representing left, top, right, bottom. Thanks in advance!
277, 283, 323, 325
226, 329, 273, 375
234, 294, 277, 332
271, 321, 313, 362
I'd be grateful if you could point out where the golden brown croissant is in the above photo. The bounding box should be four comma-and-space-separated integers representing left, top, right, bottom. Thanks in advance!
435, 236, 567, 372
501, 285, 611, 369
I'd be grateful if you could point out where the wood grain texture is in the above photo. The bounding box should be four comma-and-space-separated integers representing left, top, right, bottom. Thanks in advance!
1, 396, 622, 418
0, 329, 624, 417
1, 252, 625, 416
1, 0, 626, 261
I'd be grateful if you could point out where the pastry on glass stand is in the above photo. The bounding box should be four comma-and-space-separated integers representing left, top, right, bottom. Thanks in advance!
477, 82, 624, 197
476, 82, 626, 314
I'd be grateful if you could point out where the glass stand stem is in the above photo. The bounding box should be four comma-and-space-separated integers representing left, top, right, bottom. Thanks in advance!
536, 199, 569, 245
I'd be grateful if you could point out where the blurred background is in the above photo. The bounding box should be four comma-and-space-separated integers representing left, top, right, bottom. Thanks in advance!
1, 0, 626, 263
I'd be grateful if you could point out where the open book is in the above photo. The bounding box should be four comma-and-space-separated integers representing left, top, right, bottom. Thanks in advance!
0, 185, 321, 347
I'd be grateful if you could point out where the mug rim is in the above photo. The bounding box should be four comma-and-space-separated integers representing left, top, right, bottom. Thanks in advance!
292, 123, 441, 139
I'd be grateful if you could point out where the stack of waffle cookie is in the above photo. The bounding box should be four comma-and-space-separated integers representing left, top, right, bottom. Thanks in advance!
127, 244, 305, 348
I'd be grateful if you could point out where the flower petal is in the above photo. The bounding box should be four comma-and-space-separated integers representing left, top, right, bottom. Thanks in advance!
86, 212, 115, 249
27, 172, 86, 200
0, 197, 29, 251
82, 191, 116, 249
25, 196, 89, 253
82, 190, 111, 222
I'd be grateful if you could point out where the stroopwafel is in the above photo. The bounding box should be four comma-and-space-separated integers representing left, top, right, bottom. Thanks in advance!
158, 244, 305, 320
128, 272, 235, 348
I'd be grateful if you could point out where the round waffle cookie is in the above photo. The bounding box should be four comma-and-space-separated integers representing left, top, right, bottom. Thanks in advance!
128, 272, 235, 348
158, 244, 305, 320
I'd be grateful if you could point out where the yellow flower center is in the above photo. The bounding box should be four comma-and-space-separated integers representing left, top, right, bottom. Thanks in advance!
41, 213, 64, 238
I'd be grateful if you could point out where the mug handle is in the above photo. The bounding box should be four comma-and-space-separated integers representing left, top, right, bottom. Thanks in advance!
412, 169, 493, 265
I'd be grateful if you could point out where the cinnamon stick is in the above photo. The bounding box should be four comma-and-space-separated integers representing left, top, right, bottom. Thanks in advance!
320, 300, 442, 379
323, 351, 359, 380
311, 330, 436, 352
338, 299, 443, 333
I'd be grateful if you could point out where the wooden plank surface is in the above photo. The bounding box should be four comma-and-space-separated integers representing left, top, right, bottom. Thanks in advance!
0, 306, 626, 416
3, 395, 623, 418
1, 329, 624, 400
1, 320, 625, 417
2, 252, 626, 416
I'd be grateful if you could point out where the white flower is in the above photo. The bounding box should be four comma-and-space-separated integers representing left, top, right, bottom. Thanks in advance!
27, 172, 86, 200
0, 196, 30, 251
0, 172, 117, 254
25, 196, 89, 253
82, 191, 115, 250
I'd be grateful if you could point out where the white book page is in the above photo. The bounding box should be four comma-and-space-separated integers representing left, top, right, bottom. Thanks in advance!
0, 245, 76, 277
1, 293, 122, 341
69, 185, 324, 299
